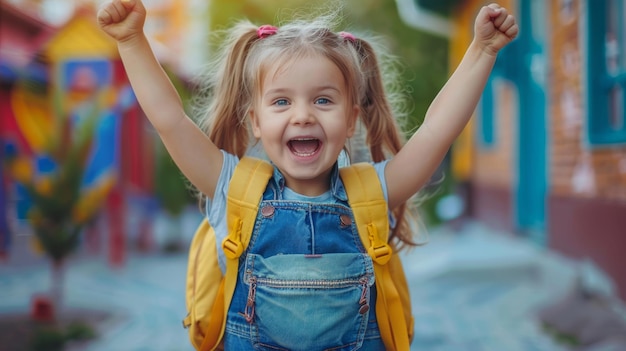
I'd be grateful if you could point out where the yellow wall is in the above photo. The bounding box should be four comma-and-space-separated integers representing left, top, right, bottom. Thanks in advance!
43, 12, 117, 61
450, 0, 516, 184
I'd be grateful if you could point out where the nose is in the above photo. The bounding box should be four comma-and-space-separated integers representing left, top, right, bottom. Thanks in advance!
290, 103, 315, 126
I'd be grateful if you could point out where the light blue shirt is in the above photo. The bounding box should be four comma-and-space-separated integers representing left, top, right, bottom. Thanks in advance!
207, 150, 390, 272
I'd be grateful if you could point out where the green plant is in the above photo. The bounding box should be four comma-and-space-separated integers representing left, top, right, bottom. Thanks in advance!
30, 327, 65, 351
3, 88, 115, 311
65, 321, 96, 341
154, 144, 191, 217
28, 321, 97, 351
542, 323, 581, 347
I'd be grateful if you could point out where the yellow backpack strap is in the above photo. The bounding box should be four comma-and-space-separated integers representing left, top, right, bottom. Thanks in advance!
201, 156, 273, 351
339, 163, 410, 351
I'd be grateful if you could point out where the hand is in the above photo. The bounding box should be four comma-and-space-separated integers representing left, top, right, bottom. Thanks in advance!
97, 0, 147, 43
473, 3, 519, 56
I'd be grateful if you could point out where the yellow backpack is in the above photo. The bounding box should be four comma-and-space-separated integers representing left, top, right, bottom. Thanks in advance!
183, 157, 414, 350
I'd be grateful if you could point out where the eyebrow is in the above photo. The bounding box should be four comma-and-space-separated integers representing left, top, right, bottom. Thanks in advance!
264, 85, 341, 97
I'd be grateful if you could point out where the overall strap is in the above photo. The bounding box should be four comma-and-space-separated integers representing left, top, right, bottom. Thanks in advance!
202, 157, 273, 351
339, 163, 410, 351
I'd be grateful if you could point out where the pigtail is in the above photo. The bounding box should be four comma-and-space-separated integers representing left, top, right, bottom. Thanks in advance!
353, 39, 404, 162
200, 22, 259, 157
352, 38, 418, 249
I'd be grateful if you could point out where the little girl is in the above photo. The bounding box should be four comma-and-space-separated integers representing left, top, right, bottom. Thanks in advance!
98, 0, 518, 349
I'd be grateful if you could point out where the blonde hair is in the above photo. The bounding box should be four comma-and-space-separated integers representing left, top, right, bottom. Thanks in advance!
192, 12, 419, 249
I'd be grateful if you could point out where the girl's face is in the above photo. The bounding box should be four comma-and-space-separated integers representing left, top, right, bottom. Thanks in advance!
250, 54, 359, 196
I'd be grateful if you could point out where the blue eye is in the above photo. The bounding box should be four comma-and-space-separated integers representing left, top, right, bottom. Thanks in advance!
274, 99, 289, 106
315, 98, 330, 105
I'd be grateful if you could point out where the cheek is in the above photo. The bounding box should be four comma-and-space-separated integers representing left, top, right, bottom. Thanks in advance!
328, 122, 350, 142
253, 117, 283, 143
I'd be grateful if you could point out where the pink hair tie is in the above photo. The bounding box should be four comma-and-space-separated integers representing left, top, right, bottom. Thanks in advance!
339, 31, 356, 42
257, 25, 278, 39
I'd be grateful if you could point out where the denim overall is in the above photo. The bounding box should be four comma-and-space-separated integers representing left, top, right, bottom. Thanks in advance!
223, 165, 385, 350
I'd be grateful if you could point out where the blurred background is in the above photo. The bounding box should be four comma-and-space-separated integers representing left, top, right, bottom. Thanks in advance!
1, 0, 626, 350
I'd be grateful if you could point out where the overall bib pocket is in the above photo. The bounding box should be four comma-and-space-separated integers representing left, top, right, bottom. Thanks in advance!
242, 253, 375, 351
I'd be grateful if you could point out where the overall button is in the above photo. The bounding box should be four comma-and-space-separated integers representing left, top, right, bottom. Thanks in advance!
340, 214, 352, 226
359, 305, 370, 314
261, 205, 275, 217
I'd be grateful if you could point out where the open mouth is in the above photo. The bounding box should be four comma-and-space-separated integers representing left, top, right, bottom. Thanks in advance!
288, 138, 321, 157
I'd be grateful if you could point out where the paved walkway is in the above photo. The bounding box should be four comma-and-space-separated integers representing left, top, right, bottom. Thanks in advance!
404, 224, 571, 351
0, 220, 622, 351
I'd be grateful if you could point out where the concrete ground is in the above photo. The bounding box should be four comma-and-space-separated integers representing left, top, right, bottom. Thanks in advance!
1, 218, 623, 351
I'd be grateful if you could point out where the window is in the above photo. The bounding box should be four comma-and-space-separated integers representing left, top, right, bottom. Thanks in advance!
587, 0, 626, 144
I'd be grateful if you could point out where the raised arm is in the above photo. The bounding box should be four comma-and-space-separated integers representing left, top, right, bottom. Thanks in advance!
97, 0, 223, 197
386, 3, 518, 209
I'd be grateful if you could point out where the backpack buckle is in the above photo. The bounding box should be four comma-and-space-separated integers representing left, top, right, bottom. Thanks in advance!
223, 218, 245, 259
368, 243, 392, 265
222, 237, 244, 259
366, 223, 392, 265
